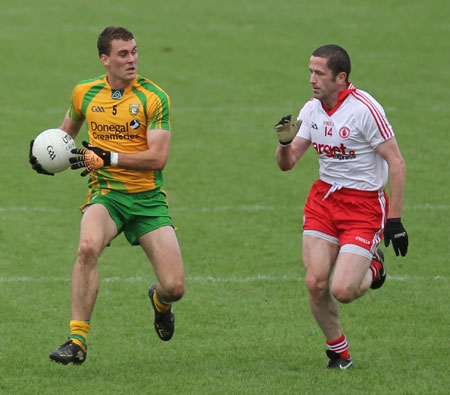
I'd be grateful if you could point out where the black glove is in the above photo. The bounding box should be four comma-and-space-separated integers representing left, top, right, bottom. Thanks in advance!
70, 140, 111, 177
29, 140, 54, 176
384, 218, 408, 257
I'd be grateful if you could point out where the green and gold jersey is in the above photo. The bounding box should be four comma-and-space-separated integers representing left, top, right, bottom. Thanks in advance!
69, 75, 171, 194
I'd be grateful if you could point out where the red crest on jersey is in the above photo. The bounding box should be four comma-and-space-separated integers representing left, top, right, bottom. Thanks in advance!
339, 126, 351, 139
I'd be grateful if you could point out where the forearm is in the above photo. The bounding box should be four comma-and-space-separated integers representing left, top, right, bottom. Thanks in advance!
116, 129, 171, 171
117, 150, 168, 171
387, 158, 406, 218
276, 137, 310, 171
276, 145, 296, 171
59, 112, 83, 139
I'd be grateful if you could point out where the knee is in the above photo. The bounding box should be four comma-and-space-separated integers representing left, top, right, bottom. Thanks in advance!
305, 274, 329, 302
164, 279, 185, 302
77, 239, 101, 265
330, 284, 356, 304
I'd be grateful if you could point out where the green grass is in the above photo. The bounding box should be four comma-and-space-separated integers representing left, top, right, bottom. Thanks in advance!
1, 0, 449, 393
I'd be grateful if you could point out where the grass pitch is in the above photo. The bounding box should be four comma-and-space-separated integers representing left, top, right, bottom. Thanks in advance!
1, 0, 449, 394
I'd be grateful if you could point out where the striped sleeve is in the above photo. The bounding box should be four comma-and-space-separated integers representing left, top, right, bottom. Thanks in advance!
352, 90, 394, 147
137, 77, 171, 131
69, 84, 85, 121
69, 77, 106, 121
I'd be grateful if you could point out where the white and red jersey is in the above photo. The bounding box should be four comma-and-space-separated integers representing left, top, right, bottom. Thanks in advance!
296, 83, 394, 191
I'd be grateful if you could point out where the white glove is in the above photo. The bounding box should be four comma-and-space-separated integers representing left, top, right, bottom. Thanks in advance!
274, 115, 302, 145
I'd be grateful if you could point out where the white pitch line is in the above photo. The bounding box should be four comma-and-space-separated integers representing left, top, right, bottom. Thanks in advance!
0, 203, 448, 214
0, 275, 447, 283
0, 206, 60, 212
170, 205, 300, 212
187, 275, 303, 282
171, 204, 450, 212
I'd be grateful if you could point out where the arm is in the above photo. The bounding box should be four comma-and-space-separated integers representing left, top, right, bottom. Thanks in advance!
70, 129, 172, 175
376, 137, 406, 218
276, 137, 311, 171
59, 112, 84, 139
376, 137, 408, 256
116, 129, 171, 171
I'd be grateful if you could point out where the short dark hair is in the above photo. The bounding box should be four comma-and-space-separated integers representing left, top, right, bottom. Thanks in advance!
97, 26, 134, 57
312, 44, 351, 82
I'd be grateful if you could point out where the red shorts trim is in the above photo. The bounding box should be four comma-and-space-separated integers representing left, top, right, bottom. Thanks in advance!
303, 180, 388, 254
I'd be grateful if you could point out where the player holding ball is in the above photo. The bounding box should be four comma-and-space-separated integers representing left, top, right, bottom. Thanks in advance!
29, 26, 185, 364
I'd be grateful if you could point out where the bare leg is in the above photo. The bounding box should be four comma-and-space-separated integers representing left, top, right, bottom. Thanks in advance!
139, 226, 185, 303
331, 252, 372, 304
303, 234, 341, 341
303, 234, 375, 342
71, 204, 117, 320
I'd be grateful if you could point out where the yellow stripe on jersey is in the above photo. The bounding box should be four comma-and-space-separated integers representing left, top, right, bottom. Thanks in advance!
69, 75, 171, 194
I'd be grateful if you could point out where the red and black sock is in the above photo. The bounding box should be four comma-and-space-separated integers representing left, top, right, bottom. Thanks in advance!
370, 256, 383, 281
326, 333, 350, 359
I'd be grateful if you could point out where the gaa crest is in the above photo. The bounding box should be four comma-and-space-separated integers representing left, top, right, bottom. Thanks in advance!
129, 104, 140, 116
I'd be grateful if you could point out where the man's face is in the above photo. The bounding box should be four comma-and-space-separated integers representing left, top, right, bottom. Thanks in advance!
101, 39, 138, 85
308, 56, 339, 103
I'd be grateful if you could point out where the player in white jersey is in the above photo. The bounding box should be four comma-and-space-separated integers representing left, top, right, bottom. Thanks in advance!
274, 44, 408, 369
298, 84, 392, 191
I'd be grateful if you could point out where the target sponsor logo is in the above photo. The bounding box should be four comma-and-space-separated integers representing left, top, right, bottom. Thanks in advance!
312, 142, 356, 160
313, 142, 347, 156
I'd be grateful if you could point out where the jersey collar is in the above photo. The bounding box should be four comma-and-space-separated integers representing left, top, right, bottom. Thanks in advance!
104, 75, 138, 91
321, 82, 356, 116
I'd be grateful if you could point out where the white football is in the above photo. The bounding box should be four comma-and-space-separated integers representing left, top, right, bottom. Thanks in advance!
32, 129, 77, 173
